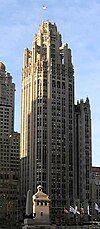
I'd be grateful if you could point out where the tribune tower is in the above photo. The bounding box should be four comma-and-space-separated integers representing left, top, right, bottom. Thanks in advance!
20, 20, 76, 220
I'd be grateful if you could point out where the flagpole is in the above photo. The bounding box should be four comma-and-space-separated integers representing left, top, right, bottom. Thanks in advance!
41, 5, 48, 22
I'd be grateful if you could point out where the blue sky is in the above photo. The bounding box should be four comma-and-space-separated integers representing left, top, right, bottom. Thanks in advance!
0, 0, 100, 166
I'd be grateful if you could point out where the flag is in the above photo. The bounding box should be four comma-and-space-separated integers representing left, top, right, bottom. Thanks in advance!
76, 210, 80, 215
69, 206, 76, 214
87, 205, 90, 215
75, 206, 80, 215
64, 207, 68, 214
42, 5, 47, 10
95, 203, 100, 212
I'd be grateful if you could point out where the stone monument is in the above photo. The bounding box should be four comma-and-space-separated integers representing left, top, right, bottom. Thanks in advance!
22, 186, 51, 229
22, 189, 34, 228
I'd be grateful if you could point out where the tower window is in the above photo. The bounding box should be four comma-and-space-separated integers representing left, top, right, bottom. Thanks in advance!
41, 211, 43, 216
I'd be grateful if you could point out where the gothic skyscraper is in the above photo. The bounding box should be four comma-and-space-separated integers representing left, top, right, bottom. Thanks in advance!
20, 21, 75, 217
20, 21, 92, 222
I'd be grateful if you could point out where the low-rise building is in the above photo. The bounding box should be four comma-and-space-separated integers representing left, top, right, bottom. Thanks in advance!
91, 167, 100, 220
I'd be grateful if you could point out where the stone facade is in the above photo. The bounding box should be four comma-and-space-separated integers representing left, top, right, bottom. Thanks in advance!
20, 21, 75, 221
20, 21, 92, 223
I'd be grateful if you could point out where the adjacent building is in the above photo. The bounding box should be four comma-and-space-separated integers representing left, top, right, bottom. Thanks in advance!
0, 62, 20, 223
91, 167, 100, 220
74, 98, 92, 210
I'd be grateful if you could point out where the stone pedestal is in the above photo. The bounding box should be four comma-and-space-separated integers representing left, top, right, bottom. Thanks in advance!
22, 219, 51, 229
22, 219, 34, 228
